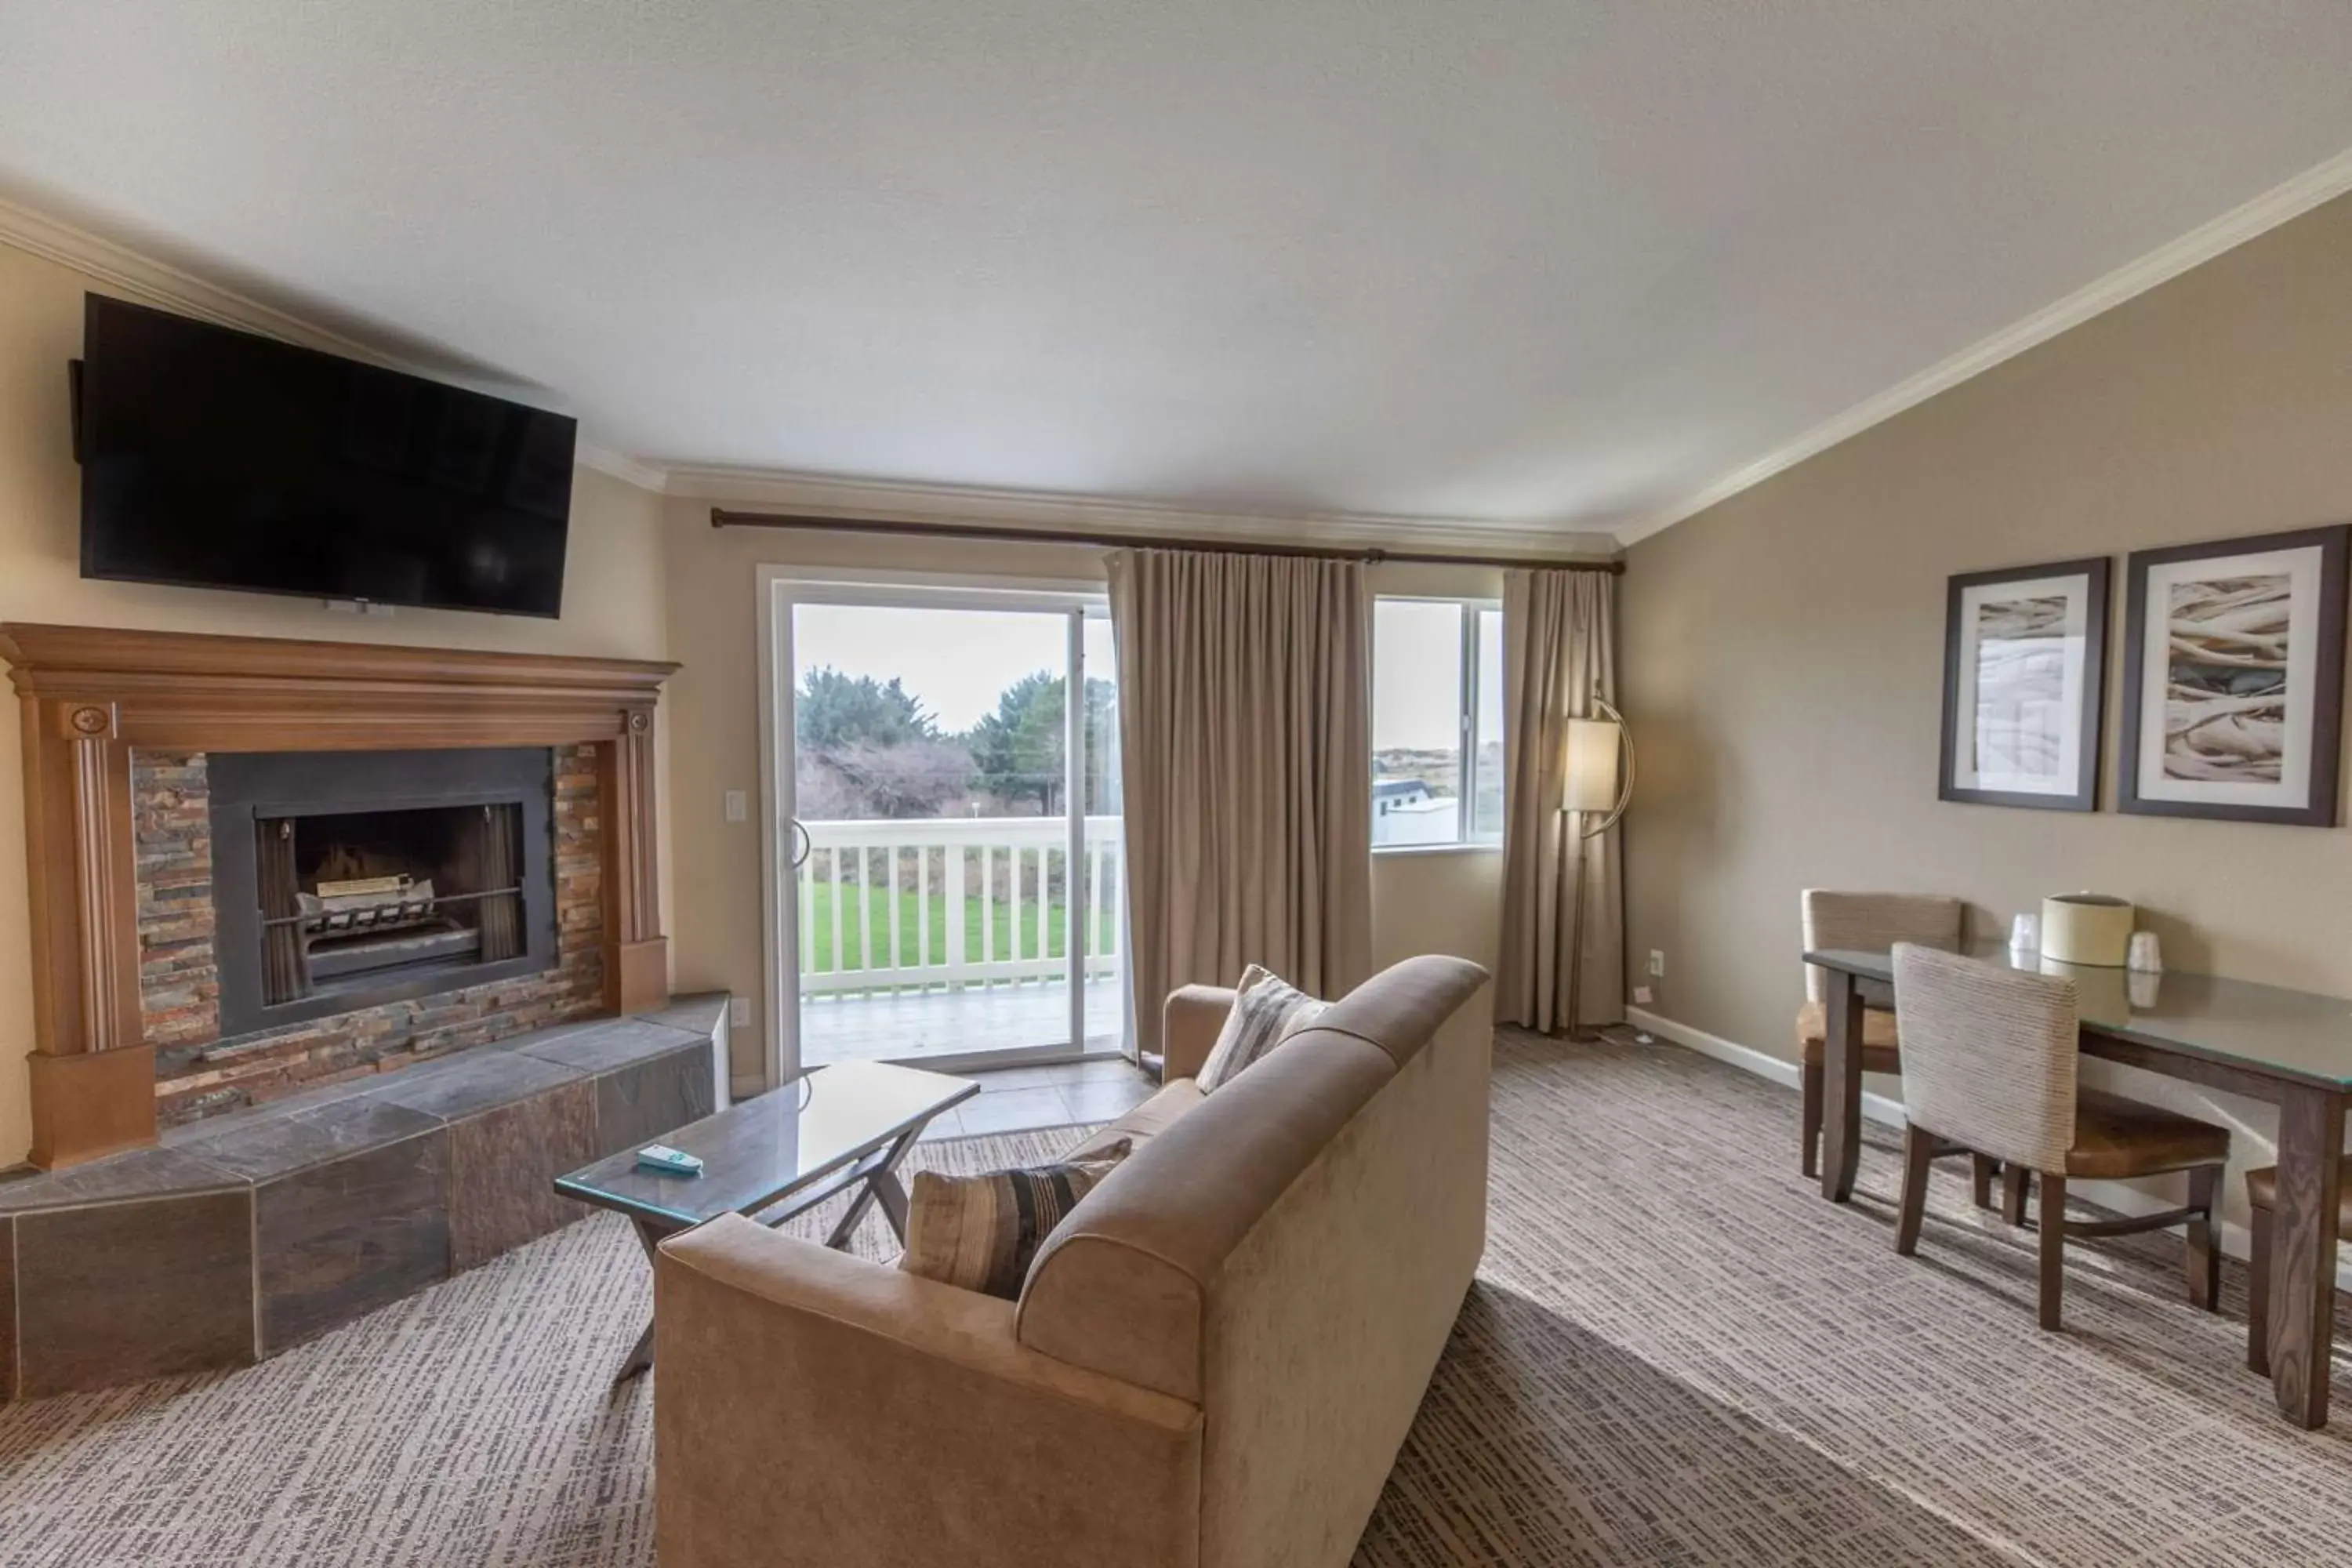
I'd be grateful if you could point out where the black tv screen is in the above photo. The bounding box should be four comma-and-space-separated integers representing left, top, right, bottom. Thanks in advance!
76, 295, 575, 618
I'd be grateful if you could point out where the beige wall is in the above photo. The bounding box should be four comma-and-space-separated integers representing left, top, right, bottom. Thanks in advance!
0, 241, 673, 1165
1620, 193, 2352, 1218
657, 500, 1508, 1087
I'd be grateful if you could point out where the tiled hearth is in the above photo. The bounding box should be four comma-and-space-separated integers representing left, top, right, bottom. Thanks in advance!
0, 997, 726, 1401
0, 623, 687, 1399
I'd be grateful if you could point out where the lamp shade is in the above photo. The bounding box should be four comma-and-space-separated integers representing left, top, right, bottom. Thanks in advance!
1562, 717, 1623, 814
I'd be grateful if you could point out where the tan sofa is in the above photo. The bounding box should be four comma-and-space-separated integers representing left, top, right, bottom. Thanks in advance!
654, 954, 1494, 1568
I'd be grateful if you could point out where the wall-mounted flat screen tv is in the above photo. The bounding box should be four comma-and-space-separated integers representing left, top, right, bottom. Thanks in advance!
75, 295, 575, 617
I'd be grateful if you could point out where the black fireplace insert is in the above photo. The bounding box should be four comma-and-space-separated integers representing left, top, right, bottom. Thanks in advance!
209, 748, 559, 1036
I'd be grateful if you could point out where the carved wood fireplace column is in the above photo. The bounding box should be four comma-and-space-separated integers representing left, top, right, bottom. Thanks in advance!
2, 623, 680, 1170
20, 696, 154, 1168
604, 702, 669, 1013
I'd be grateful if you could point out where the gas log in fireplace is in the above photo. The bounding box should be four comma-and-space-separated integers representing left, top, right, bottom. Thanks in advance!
210, 748, 558, 1035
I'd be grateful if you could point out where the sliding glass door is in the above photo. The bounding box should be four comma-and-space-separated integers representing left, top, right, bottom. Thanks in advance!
764, 580, 1123, 1079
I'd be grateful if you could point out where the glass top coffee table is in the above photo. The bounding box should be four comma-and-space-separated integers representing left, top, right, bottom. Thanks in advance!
555, 1058, 978, 1383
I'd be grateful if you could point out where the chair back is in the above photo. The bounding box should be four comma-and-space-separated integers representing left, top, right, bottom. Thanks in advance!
1891, 944, 2078, 1171
1801, 890, 1965, 1005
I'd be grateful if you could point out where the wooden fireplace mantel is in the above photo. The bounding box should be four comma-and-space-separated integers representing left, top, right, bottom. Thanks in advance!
0, 623, 681, 1169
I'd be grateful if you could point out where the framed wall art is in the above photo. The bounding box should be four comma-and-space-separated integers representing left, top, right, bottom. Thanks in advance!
1939, 556, 2110, 811
2118, 524, 2348, 826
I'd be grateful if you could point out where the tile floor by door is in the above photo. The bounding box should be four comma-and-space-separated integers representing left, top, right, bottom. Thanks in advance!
916, 1055, 1157, 1140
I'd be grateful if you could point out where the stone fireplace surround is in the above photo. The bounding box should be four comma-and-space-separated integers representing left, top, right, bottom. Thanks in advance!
145, 742, 589, 1126
0, 623, 696, 1399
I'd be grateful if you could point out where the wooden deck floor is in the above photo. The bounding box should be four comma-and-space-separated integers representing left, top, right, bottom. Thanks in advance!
799, 978, 1124, 1067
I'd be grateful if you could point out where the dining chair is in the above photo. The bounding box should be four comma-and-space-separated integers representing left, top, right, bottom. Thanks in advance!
1796, 890, 1966, 1180
1889, 944, 2230, 1330
2241, 1156, 2352, 1375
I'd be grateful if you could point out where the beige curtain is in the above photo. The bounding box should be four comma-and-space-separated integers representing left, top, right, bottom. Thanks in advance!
1496, 568, 1622, 1033
1106, 547, 1373, 1061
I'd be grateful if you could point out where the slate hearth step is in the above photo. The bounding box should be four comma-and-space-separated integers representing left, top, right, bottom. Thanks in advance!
0, 994, 728, 1399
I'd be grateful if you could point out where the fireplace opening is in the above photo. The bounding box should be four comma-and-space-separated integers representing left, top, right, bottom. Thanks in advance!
257, 801, 528, 1004
210, 748, 559, 1036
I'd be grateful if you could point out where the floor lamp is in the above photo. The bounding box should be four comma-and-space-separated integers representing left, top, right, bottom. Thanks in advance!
1560, 695, 1635, 1041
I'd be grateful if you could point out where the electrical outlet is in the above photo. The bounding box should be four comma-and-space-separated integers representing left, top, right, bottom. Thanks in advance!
728, 997, 751, 1029
1647, 949, 1666, 978
724, 789, 749, 822
1632, 985, 1653, 1006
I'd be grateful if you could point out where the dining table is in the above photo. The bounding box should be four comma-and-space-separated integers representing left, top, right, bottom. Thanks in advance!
1806, 938, 2352, 1429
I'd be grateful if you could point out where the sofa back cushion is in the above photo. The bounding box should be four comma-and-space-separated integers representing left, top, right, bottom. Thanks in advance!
1014, 955, 1490, 1402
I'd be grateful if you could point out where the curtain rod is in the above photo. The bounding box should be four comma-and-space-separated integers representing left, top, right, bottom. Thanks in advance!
706, 507, 1625, 575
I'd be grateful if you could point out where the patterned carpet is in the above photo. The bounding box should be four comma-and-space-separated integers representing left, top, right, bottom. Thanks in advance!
5, 1032, 2350, 1566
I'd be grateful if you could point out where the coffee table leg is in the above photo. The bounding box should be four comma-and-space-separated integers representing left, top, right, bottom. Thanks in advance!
824, 1125, 926, 1248
613, 1217, 670, 1387
822, 1183, 883, 1248
869, 1170, 912, 1242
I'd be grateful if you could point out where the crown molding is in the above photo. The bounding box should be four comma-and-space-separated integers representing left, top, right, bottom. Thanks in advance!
56, 139, 2336, 559
0, 191, 666, 490
662, 462, 1621, 561
0, 191, 391, 365
1618, 143, 2352, 547
575, 445, 670, 492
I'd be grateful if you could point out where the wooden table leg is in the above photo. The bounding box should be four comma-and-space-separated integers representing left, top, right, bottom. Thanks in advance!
1820, 968, 1864, 1203
2267, 1085, 2344, 1429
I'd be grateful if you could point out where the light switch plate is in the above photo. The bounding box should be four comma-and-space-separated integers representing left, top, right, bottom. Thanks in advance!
728, 997, 751, 1028
724, 789, 748, 822
1646, 950, 1666, 978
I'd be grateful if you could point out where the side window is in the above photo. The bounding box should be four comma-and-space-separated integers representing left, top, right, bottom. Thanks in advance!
1371, 598, 1504, 848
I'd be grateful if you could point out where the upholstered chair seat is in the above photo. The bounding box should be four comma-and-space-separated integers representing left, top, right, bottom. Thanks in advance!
2063, 1090, 2231, 1179
2243, 1160, 2352, 1222
1793, 1001, 1902, 1070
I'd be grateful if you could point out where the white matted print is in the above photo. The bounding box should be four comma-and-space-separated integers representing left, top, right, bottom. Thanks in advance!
1939, 557, 2107, 811
2121, 526, 2348, 826
1955, 579, 2089, 792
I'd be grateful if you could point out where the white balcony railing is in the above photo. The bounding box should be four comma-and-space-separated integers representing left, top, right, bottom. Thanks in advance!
795, 816, 1122, 998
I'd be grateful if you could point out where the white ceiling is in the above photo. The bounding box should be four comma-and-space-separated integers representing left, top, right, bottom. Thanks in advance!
2, 2, 2350, 543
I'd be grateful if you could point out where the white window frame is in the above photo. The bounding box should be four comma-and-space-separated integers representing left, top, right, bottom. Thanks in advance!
753, 563, 1124, 1093
1370, 595, 1504, 855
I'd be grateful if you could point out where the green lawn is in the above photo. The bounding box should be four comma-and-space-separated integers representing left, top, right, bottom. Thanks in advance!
802, 879, 1116, 975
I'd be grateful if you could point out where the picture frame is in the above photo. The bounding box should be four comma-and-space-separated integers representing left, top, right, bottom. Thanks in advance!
1937, 555, 2109, 811
2119, 524, 2349, 827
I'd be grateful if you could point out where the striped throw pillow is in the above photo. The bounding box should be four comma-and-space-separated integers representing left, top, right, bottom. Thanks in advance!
898, 1140, 1131, 1300
1196, 965, 1328, 1092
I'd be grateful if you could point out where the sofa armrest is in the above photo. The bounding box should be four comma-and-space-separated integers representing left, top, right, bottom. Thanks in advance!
1161, 985, 1237, 1083
655, 1215, 1202, 1568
